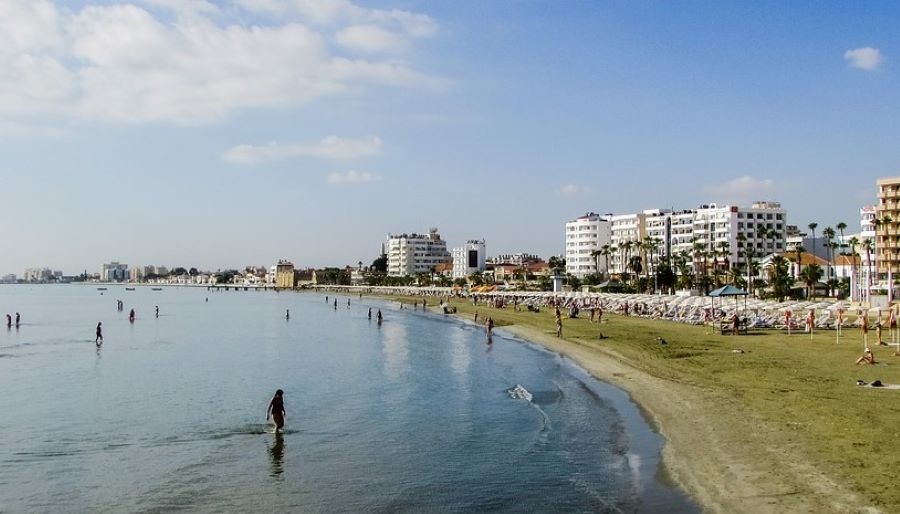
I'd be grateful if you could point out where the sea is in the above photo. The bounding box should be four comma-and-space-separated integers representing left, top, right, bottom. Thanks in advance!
0, 285, 698, 513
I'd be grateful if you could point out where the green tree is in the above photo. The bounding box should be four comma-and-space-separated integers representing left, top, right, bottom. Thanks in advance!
371, 256, 388, 273
548, 256, 566, 273
769, 255, 793, 301
800, 263, 823, 299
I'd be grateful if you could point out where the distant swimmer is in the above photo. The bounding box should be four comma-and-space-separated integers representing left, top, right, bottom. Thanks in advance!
267, 389, 286, 433
376, 309, 383, 326
368, 307, 372, 320
95, 322, 103, 346
129, 309, 135, 323
155, 306, 159, 318
286, 309, 290, 320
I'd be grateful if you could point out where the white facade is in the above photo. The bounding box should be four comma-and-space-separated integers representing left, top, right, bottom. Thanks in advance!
386, 228, 451, 276
23, 268, 53, 282
691, 202, 787, 271
489, 253, 540, 266
609, 213, 646, 274
564, 213, 611, 278
101, 262, 128, 282
452, 240, 486, 279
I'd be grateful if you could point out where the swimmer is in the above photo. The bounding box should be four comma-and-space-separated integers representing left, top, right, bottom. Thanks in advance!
95, 322, 103, 346
266, 389, 286, 433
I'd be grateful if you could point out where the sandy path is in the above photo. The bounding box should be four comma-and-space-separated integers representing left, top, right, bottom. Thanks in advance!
498, 324, 876, 514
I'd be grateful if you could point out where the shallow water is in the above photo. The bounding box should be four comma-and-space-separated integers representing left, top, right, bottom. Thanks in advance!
0, 285, 698, 513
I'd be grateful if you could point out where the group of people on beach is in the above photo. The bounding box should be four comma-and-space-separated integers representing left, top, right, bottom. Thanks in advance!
5, 312, 20, 329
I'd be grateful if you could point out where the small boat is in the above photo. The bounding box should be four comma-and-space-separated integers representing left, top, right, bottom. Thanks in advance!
125, 287, 135, 291
97, 287, 107, 291
151, 287, 163, 291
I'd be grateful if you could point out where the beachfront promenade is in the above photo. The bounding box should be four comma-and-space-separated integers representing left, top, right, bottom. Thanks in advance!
315, 285, 900, 513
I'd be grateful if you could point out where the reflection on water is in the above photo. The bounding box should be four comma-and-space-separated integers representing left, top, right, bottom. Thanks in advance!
380, 316, 408, 381
268, 433, 284, 478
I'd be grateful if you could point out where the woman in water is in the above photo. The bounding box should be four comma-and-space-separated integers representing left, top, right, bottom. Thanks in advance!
95, 322, 103, 346
267, 389, 286, 433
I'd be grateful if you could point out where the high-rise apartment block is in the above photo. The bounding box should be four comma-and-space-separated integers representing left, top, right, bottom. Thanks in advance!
564, 213, 611, 278
386, 228, 451, 277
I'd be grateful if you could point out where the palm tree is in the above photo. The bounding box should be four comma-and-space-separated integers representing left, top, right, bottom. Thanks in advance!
621, 240, 633, 283
808, 222, 818, 259
822, 226, 835, 285
800, 263, 823, 299
756, 225, 769, 255
793, 245, 806, 280
599, 244, 613, 279
836, 221, 848, 255
717, 240, 731, 274
862, 237, 874, 302
848, 236, 860, 300
590, 249, 603, 279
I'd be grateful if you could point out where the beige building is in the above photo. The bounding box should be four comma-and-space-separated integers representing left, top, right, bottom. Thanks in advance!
876, 177, 900, 275
275, 260, 295, 288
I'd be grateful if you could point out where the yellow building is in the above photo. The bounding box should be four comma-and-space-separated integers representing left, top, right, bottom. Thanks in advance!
275, 260, 295, 288
876, 178, 900, 275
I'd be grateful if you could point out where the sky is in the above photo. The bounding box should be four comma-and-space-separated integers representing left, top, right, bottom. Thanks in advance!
1, 0, 898, 275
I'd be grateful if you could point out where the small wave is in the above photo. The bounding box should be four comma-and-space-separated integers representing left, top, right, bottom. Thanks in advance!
507, 384, 533, 402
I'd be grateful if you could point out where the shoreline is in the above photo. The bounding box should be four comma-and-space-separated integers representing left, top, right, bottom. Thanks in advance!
413, 299, 877, 513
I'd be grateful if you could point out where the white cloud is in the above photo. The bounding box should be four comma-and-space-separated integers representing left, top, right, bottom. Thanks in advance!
844, 47, 884, 71
557, 184, 591, 196
702, 175, 776, 205
224, 135, 382, 164
0, 0, 441, 125
326, 170, 380, 184
336, 25, 406, 53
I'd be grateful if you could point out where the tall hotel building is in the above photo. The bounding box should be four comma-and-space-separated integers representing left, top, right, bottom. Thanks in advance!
876, 177, 900, 275
385, 228, 451, 277
564, 213, 611, 278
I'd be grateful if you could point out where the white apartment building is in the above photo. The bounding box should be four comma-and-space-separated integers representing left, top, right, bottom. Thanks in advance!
644, 209, 695, 272
23, 268, 53, 282
691, 201, 787, 271
100, 262, 128, 282
452, 240, 486, 279
565, 213, 611, 278
489, 253, 540, 266
386, 228, 451, 276
609, 213, 646, 275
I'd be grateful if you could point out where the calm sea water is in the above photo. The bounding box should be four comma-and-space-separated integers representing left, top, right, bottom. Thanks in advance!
0, 285, 697, 513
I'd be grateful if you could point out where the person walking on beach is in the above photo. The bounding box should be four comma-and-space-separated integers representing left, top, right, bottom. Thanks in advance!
266, 389, 286, 433
128, 309, 135, 323
95, 322, 103, 346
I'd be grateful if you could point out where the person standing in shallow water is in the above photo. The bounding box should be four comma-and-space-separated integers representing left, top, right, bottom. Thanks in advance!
129, 309, 135, 323
376, 309, 383, 326
285, 309, 290, 320
267, 389, 286, 433
5, 314, 10, 328
95, 322, 103, 346
15, 312, 20, 328
334, 299, 337, 310
368, 307, 372, 320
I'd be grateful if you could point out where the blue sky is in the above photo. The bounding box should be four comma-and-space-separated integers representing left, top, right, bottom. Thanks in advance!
0, 0, 897, 274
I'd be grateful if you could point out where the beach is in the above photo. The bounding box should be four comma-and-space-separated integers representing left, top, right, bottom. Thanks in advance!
374, 293, 895, 514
